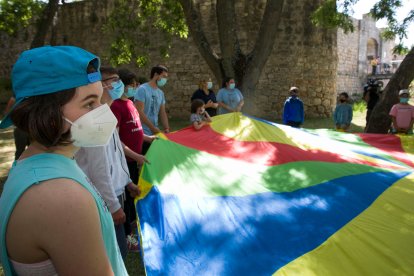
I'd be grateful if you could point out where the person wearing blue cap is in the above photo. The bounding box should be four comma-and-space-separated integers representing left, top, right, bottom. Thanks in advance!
0, 46, 127, 275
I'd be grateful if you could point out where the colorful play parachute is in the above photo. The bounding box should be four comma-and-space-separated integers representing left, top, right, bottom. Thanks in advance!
135, 113, 414, 275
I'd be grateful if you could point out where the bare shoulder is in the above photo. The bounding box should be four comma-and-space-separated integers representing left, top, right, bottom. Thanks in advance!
7, 178, 99, 262
24, 178, 94, 205
13, 178, 97, 226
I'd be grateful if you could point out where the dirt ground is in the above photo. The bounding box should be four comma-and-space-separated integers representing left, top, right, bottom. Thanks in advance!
0, 128, 15, 193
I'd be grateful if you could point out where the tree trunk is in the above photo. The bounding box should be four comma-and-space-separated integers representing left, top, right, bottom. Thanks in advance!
240, 0, 285, 114
30, 0, 60, 49
216, 0, 241, 81
366, 47, 414, 133
180, 0, 285, 113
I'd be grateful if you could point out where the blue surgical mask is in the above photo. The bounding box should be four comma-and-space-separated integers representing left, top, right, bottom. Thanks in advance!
157, 77, 168, 87
125, 86, 137, 98
109, 80, 124, 100
229, 83, 235, 89
400, 98, 409, 103
207, 82, 213, 89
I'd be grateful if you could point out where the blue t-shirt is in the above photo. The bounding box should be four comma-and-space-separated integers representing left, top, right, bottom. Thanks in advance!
283, 96, 304, 124
216, 88, 244, 115
134, 82, 166, 135
334, 103, 353, 125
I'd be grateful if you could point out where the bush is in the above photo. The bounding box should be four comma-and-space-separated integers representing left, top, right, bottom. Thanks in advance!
352, 101, 366, 113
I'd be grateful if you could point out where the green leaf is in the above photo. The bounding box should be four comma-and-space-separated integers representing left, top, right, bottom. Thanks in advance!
104, 0, 188, 66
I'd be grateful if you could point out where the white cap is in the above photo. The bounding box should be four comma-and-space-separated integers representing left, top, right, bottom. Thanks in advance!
399, 89, 409, 96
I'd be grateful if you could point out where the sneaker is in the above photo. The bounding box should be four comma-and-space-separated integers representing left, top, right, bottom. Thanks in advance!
127, 234, 140, 253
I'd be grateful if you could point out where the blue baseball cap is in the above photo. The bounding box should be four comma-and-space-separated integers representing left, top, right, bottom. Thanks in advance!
0, 45, 101, 129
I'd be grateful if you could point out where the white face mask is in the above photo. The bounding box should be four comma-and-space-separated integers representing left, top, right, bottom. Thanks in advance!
64, 104, 117, 147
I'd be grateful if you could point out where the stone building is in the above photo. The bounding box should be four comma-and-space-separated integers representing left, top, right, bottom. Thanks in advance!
337, 14, 397, 98
0, 1, 396, 120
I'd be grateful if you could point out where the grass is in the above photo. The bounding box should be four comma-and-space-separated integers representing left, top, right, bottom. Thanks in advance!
0, 110, 367, 276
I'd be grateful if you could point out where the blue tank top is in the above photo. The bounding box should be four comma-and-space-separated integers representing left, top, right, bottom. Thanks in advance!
0, 153, 128, 275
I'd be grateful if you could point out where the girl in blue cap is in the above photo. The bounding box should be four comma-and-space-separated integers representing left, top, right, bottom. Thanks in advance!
0, 46, 127, 275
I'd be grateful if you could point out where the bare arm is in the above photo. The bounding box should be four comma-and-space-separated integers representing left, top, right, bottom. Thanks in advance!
236, 100, 244, 112
218, 101, 235, 112
205, 100, 218, 109
391, 116, 399, 130
7, 179, 114, 275
121, 142, 148, 165
116, 128, 148, 165
159, 104, 170, 133
204, 111, 212, 122
409, 118, 414, 131
143, 134, 157, 143
134, 101, 161, 134
4, 97, 15, 115
193, 121, 206, 130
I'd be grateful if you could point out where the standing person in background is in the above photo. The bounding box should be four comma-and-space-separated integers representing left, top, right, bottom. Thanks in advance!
75, 66, 139, 261
113, 68, 156, 251
134, 65, 170, 154
217, 77, 244, 115
283, 86, 304, 128
0, 46, 127, 275
334, 92, 353, 132
363, 86, 379, 130
2, 96, 30, 160
371, 57, 378, 75
389, 89, 414, 134
191, 79, 218, 116
376, 56, 381, 74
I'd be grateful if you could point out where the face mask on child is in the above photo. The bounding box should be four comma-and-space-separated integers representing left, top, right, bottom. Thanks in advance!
64, 104, 117, 147
157, 77, 168, 87
125, 86, 137, 98
400, 98, 409, 104
109, 80, 124, 100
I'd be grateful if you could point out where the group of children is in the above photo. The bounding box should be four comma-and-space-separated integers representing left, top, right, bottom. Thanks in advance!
334, 88, 414, 134
189, 82, 414, 134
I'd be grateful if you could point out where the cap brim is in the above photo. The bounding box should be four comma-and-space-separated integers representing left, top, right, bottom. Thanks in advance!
0, 98, 24, 129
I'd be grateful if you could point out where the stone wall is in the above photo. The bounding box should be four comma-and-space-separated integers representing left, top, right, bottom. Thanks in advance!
0, 0, 338, 120
336, 18, 364, 98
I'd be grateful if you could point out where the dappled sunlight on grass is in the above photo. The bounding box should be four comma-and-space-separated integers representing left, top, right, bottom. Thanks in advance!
0, 128, 14, 193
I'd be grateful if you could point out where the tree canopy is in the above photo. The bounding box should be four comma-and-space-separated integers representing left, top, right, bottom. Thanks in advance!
0, 0, 44, 35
